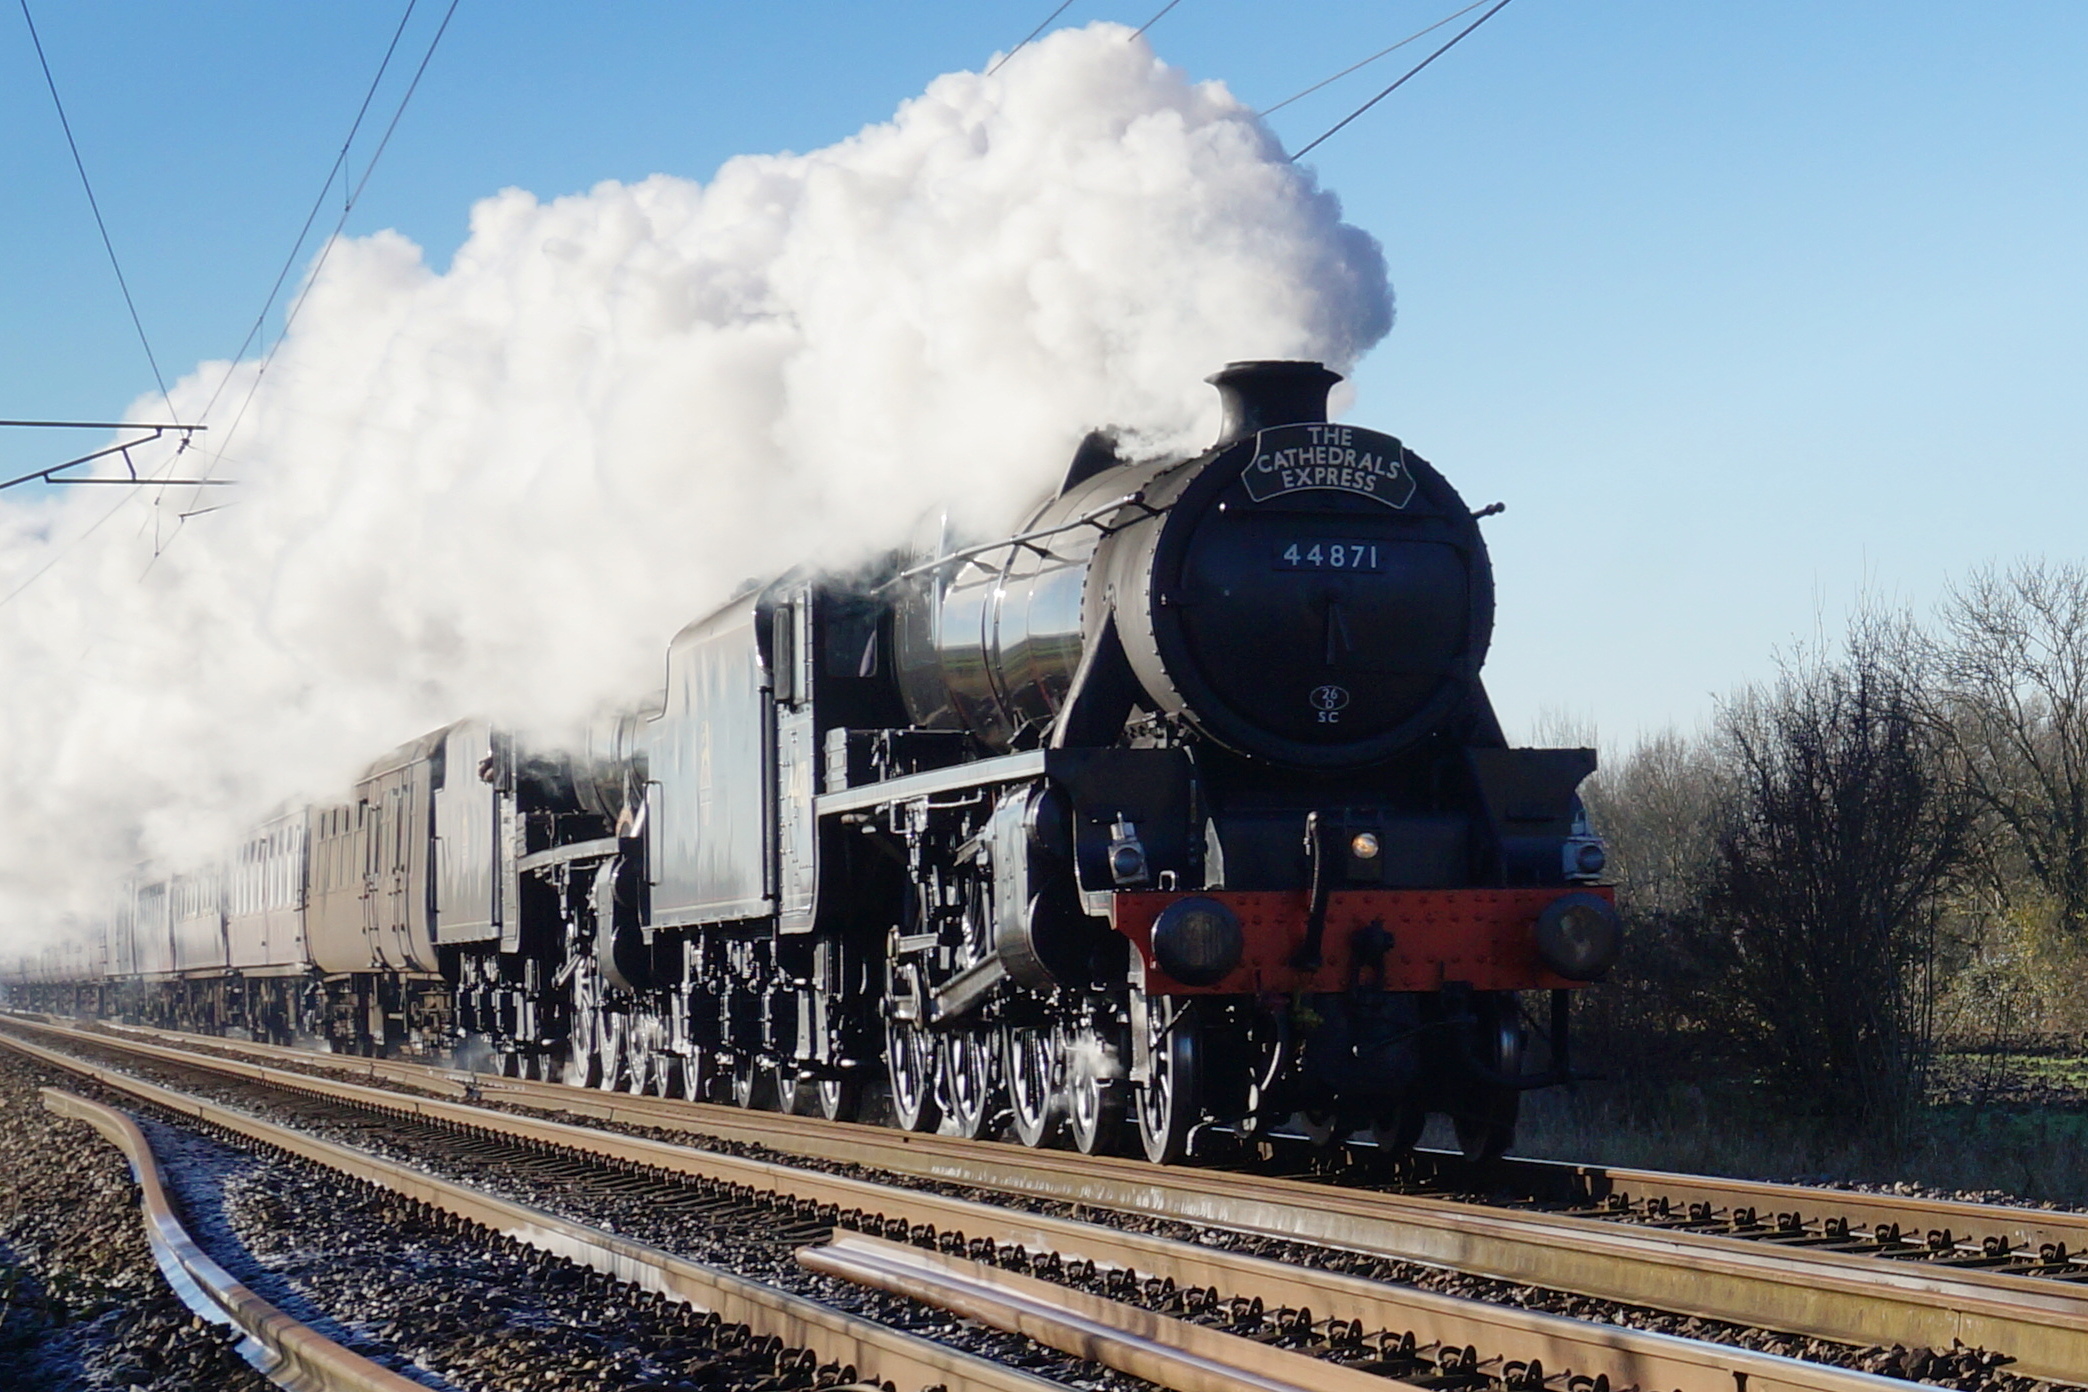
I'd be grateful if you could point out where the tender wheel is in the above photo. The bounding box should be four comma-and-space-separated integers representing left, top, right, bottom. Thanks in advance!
1004, 1023, 1060, 1148
1371, 1105, 1427, 1157
685, 1046, 724, 1104
1452, 995, 1523, 1162
619, 1022, 653, 1095
597, 1010, 634, 1092
627, 1015, 671, 1095
567, 1012, 603, 1088
772, 1062, 806, 1115
1060, 1017, 1123, 1156
1133, 996, 1201, 1164
1291, 1109, 1346, 1148
642, 1050, 685, 1098
814, 1070, 863, 1122
729, 1053, 778, 1110
938, 1027, 1000, 1141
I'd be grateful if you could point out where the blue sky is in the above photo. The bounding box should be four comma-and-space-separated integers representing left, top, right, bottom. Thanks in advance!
5, 1, 2085, 746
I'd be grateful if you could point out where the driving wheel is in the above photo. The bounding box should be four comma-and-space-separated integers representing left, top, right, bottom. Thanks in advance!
1004, 1022, 1059, 1148
939, 1027, 1000, 1140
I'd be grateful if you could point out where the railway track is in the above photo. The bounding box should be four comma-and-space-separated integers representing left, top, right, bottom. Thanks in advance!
0, 1015, 2073, 1392
61, 1014, 2088, 1285
39, 1086, 429, 1392
22, 1014, 2088, 1378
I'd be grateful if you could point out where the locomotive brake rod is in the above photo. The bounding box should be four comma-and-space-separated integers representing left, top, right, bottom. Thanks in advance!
2, 1021, 1934, 1392
884, 491, 1161, 589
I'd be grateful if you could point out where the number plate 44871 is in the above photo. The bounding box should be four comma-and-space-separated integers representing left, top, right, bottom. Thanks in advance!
1273, 540, 1384, 571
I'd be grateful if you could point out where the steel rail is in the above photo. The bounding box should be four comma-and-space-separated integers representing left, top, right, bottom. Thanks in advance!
3, 1031, 1070, 1392
40, 1087, 428, 1392
802, 1231, 1428, 1392
20, 1018, 2088, 1377
33, 1020, 2088, 1376
801, 1233, 1929, 1392
1412, 1149, 2088, 1263
801, 1232, 1928, 1392
83, 1017, 2088, 1266
0, 1019, 2026, 1391
53, 1019, 2088, 1267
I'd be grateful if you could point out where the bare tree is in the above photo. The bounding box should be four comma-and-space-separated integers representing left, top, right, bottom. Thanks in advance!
1575, 728, 1735, 1084
1584, 728, 1726, 919
1934, 561, 2088, 938
1708, 618, 1971, 1126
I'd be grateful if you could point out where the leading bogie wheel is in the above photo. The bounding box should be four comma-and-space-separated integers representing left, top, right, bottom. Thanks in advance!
1451, 995, 1524, 1162
1133, 996, 1201, 1164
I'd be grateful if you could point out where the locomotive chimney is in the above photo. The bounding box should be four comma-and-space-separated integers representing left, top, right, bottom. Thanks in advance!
1207, 360, 1343, 448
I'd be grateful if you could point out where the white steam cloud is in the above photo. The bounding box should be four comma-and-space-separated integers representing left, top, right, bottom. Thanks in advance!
0, 24, 1390, 945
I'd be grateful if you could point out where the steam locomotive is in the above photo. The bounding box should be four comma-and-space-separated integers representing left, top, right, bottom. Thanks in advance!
2, 360, 1620, 1163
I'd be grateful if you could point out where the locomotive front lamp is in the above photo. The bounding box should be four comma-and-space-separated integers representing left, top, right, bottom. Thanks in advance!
1150, 896, 1244, 986
1350, 832, 1381, 860
1531, 892, 1622, 982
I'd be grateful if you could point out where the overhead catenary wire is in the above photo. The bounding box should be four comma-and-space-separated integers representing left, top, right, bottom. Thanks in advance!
193, 0, 460, 467
151, 0, 462, 566
1289, 0, 1517, 162
17, 0, 177, 418
1259, 0, 1490, 117
1128, 1, 1182, 41
987, 0, 1076, 76
0, 489, 141, 608
0, 2, 459, 609
189, 0, 424, 429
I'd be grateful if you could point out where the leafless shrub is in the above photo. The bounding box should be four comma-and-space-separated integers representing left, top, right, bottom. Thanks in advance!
1704, 616, 1972, 1129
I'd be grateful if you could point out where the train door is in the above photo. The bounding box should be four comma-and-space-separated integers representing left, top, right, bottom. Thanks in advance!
357, 735, 440, 973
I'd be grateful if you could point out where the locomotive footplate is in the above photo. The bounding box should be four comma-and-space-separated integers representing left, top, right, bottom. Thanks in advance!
1111, 886, 1617, 995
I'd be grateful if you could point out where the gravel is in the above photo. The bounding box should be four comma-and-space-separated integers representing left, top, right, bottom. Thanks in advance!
12, 1022, 2079, 1392
0, 1047, 271, 1392
8, 1035, 1149, 1392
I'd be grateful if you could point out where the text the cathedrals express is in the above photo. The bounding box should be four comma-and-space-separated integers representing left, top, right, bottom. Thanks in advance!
1243, 424, 1416, 508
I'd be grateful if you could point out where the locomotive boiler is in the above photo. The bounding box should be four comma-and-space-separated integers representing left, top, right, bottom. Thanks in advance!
2, 359, 1619, 1165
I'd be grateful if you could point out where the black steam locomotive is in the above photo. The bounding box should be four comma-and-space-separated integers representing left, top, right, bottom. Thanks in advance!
3, 360, 1619, 1163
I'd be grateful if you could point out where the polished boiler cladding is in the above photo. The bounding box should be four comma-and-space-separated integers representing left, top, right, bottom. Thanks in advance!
1, 361, 1618, 1166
